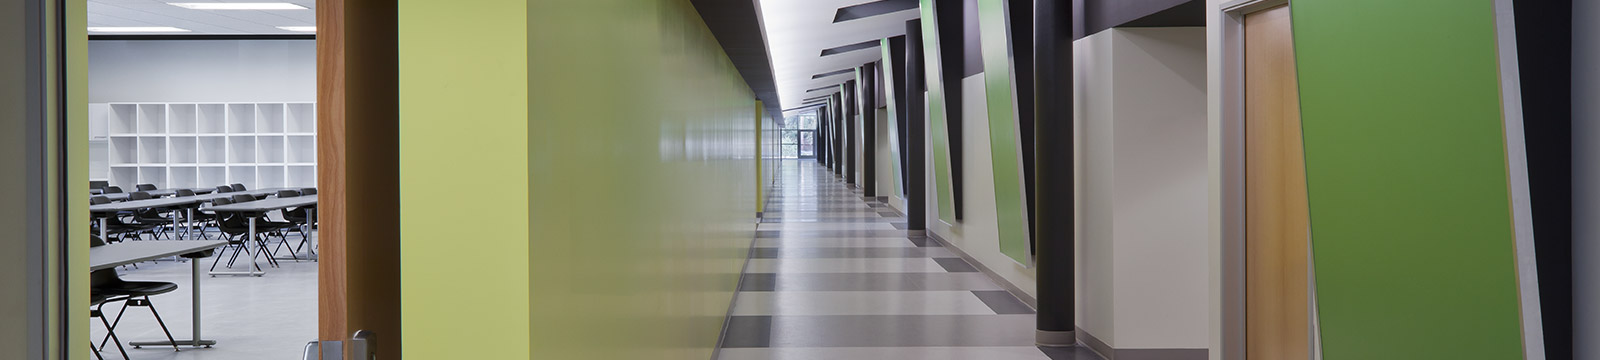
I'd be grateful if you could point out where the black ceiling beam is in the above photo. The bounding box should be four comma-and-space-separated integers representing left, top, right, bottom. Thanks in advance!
833, 0, 919, 23
689, 0, 781, 116
805, 84, 843, 92
820, 39, 881, 57
811, 68, 856, 79
1078, 0, 1203, 39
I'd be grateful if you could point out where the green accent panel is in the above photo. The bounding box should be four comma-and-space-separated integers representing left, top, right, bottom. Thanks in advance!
920, 0, 958, 224
526, 0, 756, 359
69, 0, 90, 357
881, 38, 905, 197
976, 0, 1031, 265
1293, 1, 1524, 358
399, 0, 530, 357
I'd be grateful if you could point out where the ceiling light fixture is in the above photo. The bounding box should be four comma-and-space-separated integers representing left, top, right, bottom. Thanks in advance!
168, 3, 307, 10
88, 27, 191, 33
276, 26, 316, 32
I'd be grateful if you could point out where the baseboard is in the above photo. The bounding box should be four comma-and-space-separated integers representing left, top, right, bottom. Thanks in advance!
926, 232, 1037, 309
1036, 329, 1076, 347
1076, 327, 1207, 360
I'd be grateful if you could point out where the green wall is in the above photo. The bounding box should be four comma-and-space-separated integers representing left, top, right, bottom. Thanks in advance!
1293, 0, 1527, 358
402, 0, 759, 358
976, 0, 1031, 265
919, 0, 959, 224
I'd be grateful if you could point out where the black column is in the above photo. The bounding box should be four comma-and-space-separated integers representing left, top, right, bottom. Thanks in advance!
834, 93, 845, 175
905, 20, 927, 231
1033, 0, 1075, 347
1514, 0, 1573, 357
818, 105, 829, 167
862, 64, 877, 197
888, 36, 912, 197
844, 80, 857, 185
935, 0, 965, 219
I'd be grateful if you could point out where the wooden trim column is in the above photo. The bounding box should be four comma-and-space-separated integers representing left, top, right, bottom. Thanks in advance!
317, 0, 401, 358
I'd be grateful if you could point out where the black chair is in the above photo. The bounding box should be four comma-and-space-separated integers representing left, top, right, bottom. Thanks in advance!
127, 192, 173, 240
230, 183, 246, 192
90, 235, 182, 353
90, 292, 128, 360
274, 190, 313, 260
175, 189, 210, 239
135, 184, 157, 192
215, 185, 233, 194
104, 186, 124, 194
90, 196, 157, 243
213, 196, 293, 269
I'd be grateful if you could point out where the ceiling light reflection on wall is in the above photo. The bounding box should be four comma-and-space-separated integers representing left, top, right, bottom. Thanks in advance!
168, 3, 307, 10
276, 26, 316, 32
88, 27, 191, 33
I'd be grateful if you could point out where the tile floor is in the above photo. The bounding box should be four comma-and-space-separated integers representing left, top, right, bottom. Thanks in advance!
718, 160, 1103, 360
88, 234, 317, 360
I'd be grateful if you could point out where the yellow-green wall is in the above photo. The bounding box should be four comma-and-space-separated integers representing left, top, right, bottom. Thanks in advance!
402, 0, 760, 358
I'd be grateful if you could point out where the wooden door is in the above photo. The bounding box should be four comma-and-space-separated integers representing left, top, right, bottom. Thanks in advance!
1244, 4, 1311, 360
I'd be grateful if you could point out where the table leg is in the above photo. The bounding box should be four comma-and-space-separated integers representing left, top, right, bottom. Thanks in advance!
99, 216, 107, 241
129, 255, 218, 348
172, 208, 181, 240
208, 216, 265, 276
186, 208, 194, 240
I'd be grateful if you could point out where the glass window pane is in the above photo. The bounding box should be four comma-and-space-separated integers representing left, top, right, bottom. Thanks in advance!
782, 145, 799, 158
800, 131, 814, 145
782, 130, 798, 144
800, 114, 818, 130
800, 144, 814, 157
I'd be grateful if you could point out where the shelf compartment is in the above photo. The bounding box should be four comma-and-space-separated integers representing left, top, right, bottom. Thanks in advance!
286, 103, 315, 133
198, 166, 227, 189
89, 140, 108, 180
168, 104, 198, 134
258, 135, 286, 164
287, 165, 316, 188
257, 103, 286, 133
198, 104, 227, 134
109, 167, 139, 190
258, 165, 286, 189
170, 166, 198, 189
170, 136, 198, 164
198, 136, 227, 164
109, 137, 138, 165
228, 166, 257, 190
228, 136, 256, 163
139, 166, 167, 189
137, 104, 166, 134
286, 135, 315, 163
227, 104, 256, 134
108, 104, 138, 136
138, 136, 167, 164
89, 104, 109, 139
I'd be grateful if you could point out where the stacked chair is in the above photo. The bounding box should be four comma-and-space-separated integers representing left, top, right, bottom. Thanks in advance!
89, 196, 158, 243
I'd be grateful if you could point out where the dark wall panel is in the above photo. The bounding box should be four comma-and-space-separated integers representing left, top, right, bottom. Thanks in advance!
1515, 0, 1573, 358
905, 20, 928, 230
934, 0, 966, 219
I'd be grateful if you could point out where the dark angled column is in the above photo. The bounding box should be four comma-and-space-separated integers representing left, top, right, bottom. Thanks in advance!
1033, 0, 1074, 347
844, 80, 857, 185
818, 105, 829, 167
834, 93, 846, 175
862, 64, 878, 197
904, 20, 927, 231
935, 0, 965, 218
888, 36, 912, 197
1513, 0, 1573, 357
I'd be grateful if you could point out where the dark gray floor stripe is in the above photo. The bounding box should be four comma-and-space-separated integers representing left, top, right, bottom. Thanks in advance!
721, 316, 773, 348
1039, 346, 1106, 360
933, 257, 979, 272
739, 273, 778, 291
740, 273, 1008, 292
749, 246, 951, 259
907, 236, 941, 247
972, 290, 1036, 314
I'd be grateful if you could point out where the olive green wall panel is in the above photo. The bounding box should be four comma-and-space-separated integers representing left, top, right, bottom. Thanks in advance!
1293, 0, 1528, 358
920, 0, 959, 224
976, 0, 1031, 266
526, 1, 757, 359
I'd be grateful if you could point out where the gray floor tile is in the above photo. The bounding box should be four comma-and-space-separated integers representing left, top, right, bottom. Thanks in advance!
933, 258, 980, 273
731, 291, 996, 316
721, 316, 772, 348
764, 314, 1037, 347
719, 346, 1054, 360
749, 247, 957, 259
973, 290, 1036, 314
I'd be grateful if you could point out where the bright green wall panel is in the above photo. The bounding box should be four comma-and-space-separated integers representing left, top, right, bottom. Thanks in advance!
920, 0, 958, 224
1293, 0, 1525, 358
976, 0, 1030, 265
399, 0, 530, 358
881, 38, 905, 197
527, 0, 757, 359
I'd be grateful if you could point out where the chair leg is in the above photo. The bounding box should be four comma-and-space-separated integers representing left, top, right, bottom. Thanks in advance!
97, 301, 130, 351
129, 297, 181, 352
92, 307, 130, 360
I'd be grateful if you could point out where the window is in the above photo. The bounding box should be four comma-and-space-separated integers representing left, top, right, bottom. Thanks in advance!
780, 108, 819, 159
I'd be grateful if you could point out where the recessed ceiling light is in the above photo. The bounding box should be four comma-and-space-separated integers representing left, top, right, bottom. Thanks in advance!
168, 3, 307, 10
88, 27, 191, 33
276, 26, 316, 32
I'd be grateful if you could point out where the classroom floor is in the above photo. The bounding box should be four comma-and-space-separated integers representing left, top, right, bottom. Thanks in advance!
89, 233, 317, 360
716, 160, 1100, 360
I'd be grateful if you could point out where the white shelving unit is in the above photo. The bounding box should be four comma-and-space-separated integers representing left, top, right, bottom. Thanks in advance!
89, 102, 316, 190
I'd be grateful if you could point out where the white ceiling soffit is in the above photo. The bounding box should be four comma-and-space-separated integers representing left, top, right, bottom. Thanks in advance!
89, 0, 316, 35
758, 0, 919, 108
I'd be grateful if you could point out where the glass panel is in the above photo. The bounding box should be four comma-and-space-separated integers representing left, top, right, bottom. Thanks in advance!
782, 130, 798, 144
800, 131, 814, 145
800, 114, 818, 129
800, 144, 814, 157
782, 145, 799, 158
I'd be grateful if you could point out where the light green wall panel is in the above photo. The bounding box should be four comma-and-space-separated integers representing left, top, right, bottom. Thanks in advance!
399, 0, 530, 358
1293, 0, 1526, 358
976, 0, 1031, 265
882, 38, 905, 197
919, 0, 958, 224
526, 0, 756, 359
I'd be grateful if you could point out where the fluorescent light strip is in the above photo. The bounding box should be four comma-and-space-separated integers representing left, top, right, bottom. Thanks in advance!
276, 26, 316, 32
169, 3, 307, 10
88, 27, 191, 33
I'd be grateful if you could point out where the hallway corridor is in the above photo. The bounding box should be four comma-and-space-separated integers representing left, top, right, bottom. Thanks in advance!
718, 160, 1098, 360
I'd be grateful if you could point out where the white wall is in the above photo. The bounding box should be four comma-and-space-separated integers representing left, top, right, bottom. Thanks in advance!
89, 40, 315, 103
1074, 27, 1209, 350
1574, 0, 1600, 358
927, 73, 1040, 297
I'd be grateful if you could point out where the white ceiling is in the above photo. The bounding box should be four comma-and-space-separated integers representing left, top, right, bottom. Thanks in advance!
88, 0, 316, 34
757, 0, 919, 109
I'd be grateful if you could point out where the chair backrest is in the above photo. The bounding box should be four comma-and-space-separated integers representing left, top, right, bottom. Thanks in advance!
136, 184, 157, 191
213, 198, 232, 206
90, 196, 109, 205
176, 189, 196, 197
216, 185, 234, 193
300, 188, 316, 195
104, 186, 123, 194
277, 190, 301, 198
230, 184, 246, 192
91, 180, 109, 190
128, 192, 152, 201
90, 235, 106, 247
231, 194, 257, 204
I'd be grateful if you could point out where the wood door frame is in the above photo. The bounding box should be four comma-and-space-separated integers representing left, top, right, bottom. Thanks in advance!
1217, 1, 1304, 359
